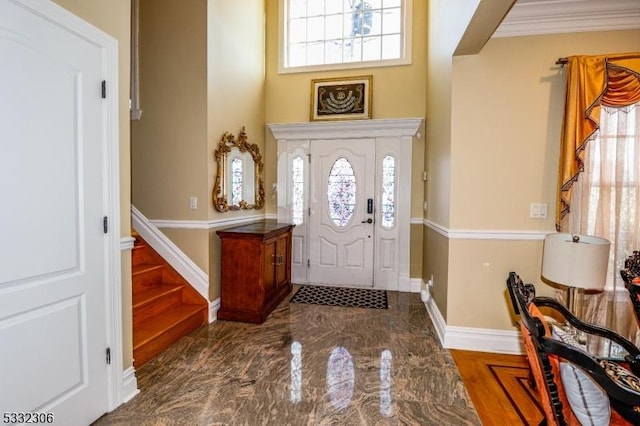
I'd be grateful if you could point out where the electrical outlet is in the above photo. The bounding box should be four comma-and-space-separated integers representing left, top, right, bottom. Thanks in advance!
189, 196, 198, 210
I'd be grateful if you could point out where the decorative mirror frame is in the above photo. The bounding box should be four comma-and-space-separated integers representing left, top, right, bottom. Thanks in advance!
212, 127, 265, 212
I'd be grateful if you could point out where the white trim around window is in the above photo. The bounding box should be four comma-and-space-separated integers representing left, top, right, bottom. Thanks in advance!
278, 0, 413, 74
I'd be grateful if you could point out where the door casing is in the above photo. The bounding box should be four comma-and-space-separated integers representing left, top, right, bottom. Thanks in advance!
0, 0, 123, 418
308, 139, 376, 287
270, 118, 422, 291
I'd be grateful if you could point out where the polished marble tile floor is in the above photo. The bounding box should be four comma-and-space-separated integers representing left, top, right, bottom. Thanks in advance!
94, 288, 481, 425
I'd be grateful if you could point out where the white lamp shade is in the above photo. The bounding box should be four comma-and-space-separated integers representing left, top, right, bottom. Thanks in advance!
542, 233, 610, 291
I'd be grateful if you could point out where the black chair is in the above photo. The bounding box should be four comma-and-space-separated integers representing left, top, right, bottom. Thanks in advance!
507, 271, 640, 425
620, 251, 640, 328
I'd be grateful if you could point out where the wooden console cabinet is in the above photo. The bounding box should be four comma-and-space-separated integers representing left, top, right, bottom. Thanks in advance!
216, 221, 294, 323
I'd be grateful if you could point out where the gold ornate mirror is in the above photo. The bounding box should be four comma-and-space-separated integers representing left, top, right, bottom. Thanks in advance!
212, 127, 265, 212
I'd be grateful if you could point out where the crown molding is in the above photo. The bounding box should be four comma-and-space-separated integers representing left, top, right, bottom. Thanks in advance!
494, 0, 640, 38
267, 118, 424, 140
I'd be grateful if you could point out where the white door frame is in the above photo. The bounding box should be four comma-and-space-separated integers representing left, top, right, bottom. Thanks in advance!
269, 118, 422, 291
10, 0, 124, 412
308, 138, 376, 287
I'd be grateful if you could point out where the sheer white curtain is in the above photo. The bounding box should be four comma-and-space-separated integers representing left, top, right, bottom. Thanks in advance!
569, 102, 640, 344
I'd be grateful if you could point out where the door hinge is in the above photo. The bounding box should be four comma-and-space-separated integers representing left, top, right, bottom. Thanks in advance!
307, 154, 311, 163
307, 259, 310, 267
106, 347, 111, 365
308, 207, 311, 216
103, 216, 108, 234
101, 80, 106, 99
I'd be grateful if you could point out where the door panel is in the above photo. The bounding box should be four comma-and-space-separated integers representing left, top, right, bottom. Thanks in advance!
309, 139, 375, 286
319, 238, 338, 267
264, 239, 276, 297
345, 239, 365, 268
0, 1, 109, 423
275, 234, 288, 286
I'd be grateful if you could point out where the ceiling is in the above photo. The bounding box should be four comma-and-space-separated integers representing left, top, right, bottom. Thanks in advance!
494, 0, 640, 38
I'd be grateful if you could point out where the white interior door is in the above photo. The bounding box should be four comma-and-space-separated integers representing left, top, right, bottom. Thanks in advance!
309, 139, 375, 286
0, 1, 112, 423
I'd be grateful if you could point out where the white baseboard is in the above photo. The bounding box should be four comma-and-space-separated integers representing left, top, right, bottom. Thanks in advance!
444, 326, 524, 354
131, 206, 213, 321
122, 366, 139, 403
209, 298, 221, 323
409, 278, 422, 293
396, 275, 421, 293
120, 236, 135, 251
424, 296, 524, 355
425, 296, 447, 345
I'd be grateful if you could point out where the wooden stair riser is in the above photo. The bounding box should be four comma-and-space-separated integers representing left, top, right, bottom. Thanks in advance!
130, 233, 208, 368
132, 265, 165, 294
133, 307, 205, 367
133, 286, 184, 328
131, 244, 157, 267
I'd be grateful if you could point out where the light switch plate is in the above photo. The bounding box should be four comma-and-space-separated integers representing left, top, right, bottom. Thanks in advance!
529, 203, 547, 219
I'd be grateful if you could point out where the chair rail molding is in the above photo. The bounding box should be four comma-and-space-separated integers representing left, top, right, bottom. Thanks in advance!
131, 206, 217, 322
423, 219, 549, 241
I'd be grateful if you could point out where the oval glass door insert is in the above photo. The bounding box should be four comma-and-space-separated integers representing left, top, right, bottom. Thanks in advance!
327, 157, 357, 227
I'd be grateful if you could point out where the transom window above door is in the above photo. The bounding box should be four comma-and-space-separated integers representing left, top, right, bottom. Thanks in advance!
279, 0, 412, 73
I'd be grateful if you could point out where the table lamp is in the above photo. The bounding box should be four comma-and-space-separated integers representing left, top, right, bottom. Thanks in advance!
541, 233, 610, 318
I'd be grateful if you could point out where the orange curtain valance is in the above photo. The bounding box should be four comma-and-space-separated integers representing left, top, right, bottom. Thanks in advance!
556, 53, 640, 231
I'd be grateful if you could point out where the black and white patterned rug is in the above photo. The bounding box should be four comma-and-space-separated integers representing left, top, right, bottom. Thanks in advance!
290, 285, 388, 309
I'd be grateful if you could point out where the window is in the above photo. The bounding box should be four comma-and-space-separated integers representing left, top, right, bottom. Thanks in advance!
327, 157, 357, 227
280, 0, 412, 72
573, 104, 640, 292
380, 155, 395, 228
291, 156, 305, 225
230, 158, 243, 206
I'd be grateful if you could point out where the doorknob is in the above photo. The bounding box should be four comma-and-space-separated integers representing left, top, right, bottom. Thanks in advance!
361, 218, 373, 224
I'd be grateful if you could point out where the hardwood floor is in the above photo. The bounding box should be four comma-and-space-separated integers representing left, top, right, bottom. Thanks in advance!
451, 350, 544, 426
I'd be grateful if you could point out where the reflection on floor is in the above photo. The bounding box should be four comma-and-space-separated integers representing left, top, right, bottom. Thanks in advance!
94, 288, 481, 425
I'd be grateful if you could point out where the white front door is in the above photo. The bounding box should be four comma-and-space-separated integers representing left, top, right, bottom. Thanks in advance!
0, 1, 113, 423
308, 139, 375, 286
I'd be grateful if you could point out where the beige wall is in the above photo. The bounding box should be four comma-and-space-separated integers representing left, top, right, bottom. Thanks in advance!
52, 0, 133, 368
53, 1, 640, 367
206, 0, 265, 300
424, 0, 480, 316
264, 0, 428, 123
263, 0, 428, 201
424, 228, 449, 319
444, 30, 640, 330
207, 0, 266, 220
264, 0, 427, 273
132, 0, 266, 301
132, 0, 209, 222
